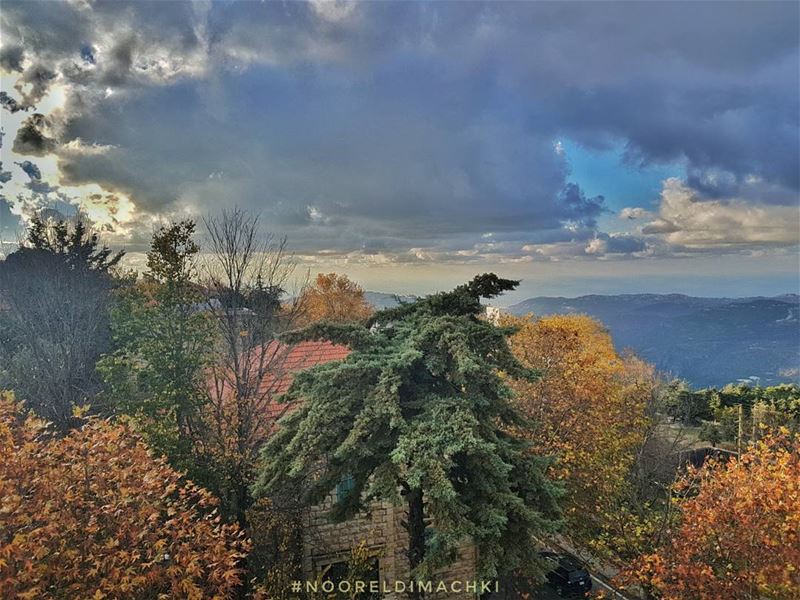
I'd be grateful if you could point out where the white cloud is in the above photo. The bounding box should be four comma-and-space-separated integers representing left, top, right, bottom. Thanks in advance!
309, 0, 359, 24
642, 178, 799, 250
585, 237, 607, 255
619, 207, 650, 220
59, 138, 115, 157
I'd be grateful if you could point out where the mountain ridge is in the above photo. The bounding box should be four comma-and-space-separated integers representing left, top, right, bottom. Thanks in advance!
503, 293, 799, 388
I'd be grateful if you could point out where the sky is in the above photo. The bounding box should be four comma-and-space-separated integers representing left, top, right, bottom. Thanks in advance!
1, 0, 798, 300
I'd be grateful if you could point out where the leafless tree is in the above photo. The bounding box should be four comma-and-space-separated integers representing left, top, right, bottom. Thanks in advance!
601, 357, 697, 570
197, 208, 308, 524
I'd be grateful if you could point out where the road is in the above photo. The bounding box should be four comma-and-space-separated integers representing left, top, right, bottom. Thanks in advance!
489, 536, 636, 599
589, 574, 633, 600
547, 537, 635, 600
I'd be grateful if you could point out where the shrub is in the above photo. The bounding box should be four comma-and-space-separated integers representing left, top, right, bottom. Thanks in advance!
0, 392, 248, 599
628, 430, 800, 599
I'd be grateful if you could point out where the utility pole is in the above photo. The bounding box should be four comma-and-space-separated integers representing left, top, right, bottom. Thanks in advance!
737, 403, 744, 458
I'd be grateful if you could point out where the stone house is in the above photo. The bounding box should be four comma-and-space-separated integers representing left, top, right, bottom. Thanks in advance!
262, 340, 481, 599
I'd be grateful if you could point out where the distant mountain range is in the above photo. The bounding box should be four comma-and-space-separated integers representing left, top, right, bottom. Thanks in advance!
364, 291, 418, 310
365, 291, 800, 388
505, 294, 800, 388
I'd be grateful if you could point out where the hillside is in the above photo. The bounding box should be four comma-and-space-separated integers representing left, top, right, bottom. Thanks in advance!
503, 294, 800, 387
364, 291, 418, 310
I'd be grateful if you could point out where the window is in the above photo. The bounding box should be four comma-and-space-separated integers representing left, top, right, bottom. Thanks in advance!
336, 474, 355, 503
323, 560, 349, 585
319, 556, 381, 599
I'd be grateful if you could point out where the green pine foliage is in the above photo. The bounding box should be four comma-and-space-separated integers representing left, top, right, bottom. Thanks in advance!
253, 274, 562, 580
25, 216, 124, 271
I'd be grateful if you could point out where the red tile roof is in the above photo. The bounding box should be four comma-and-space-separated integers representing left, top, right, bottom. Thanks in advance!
203, 339, 350, 444
258, 340, 350, 421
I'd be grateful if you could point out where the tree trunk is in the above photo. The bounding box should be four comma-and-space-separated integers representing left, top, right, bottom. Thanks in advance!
232, 473, 251, 600
406, 488, 426, 600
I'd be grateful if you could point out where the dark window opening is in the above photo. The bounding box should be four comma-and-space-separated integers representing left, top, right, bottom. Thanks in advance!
319, 557, 381, 599
335, 474, 356, 503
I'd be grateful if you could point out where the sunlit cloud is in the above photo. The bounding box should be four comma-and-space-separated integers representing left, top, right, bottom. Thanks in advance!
0, 0, 797, 293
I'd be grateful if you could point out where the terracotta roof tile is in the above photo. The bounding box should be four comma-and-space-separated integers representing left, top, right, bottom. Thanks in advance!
206, 339, 350, 434
258, 339, 350, 420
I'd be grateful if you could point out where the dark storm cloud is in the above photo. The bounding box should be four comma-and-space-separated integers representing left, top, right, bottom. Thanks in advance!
14, 63, 57, 107
14, 160, 41, 181
12, 114, 58, 157
0, 46, 25, 73
548, 81, 799, 202
0, 0, 797, 259
467, 2, 800, 204
0, 1, 91, 58
0, 91, 26, 113
100, 36, 136, 86
58, 70, 588, 234
559, 184, 605, 228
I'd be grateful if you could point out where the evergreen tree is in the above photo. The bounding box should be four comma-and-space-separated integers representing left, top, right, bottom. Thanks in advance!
253, 274, 561, 589
25, 216, 124, 271
0, 216, 122, 430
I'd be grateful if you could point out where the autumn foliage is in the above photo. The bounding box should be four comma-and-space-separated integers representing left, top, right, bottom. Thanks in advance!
500, 314, 651, 544
295, 272, 373, 326
629, 430, 800, 600
0, 392, 247, 599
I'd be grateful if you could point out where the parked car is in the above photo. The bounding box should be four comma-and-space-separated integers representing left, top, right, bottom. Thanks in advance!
539, 551, 592, 597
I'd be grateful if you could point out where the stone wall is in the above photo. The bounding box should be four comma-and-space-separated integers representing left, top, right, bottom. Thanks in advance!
302, 494, 480, 599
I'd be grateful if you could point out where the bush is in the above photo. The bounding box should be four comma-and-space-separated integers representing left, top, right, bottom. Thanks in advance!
698, 421, 721, 447
629, 430, 800, 599
0, 392, 248, 599
246, 497, 304, 599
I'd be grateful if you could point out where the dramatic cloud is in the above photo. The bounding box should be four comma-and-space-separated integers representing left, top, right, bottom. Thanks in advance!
0, 0, 797, 268
0, 91, 26, 113
639, 179, 799, 251
12, 114, 59, 156
0, 45, 24, 73
14, 63, 57, 107
15, 160, 41, 180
